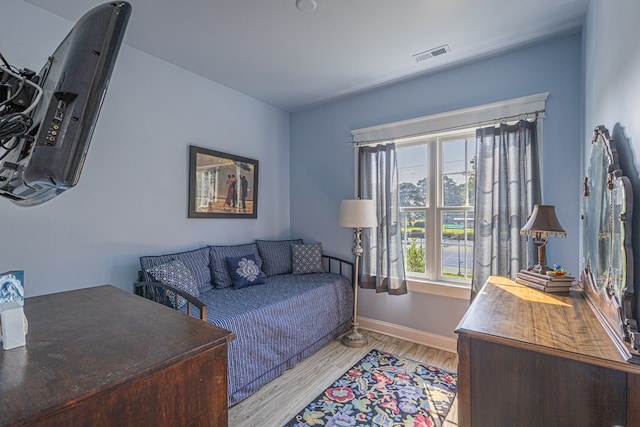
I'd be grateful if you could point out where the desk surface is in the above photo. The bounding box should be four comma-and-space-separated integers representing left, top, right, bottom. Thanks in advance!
455, 276, 640, 427
456, 276, 640, 373
0, 285, 233, 425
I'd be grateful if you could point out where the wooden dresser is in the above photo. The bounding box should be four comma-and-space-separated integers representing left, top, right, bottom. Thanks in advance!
0, 285, 234, 427
455, 276, 640, 427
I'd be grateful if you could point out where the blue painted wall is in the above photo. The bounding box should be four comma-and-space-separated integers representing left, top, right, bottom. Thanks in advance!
583, 0, 640, 317
2, 0, 589, 342
0, 0, 291, 297
290, 33, 583, 338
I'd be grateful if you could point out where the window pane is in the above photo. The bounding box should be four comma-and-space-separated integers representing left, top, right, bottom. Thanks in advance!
442, 136, 476, 207
468, 138, 476, 206
441, 211, 474, 282
398, 145, 427, 207
442, 139, 466, 174
467, 173, 475, 206
442, 173, 466, 206
467, 138, 477, 171
401, 210, 426, 274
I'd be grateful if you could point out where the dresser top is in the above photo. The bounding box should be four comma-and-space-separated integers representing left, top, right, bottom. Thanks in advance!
0, 285, 233, 425
456, 276, 640, 373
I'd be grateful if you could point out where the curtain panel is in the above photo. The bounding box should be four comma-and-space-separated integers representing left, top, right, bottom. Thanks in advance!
472, 119, 541, 298
358, 144, 408, 295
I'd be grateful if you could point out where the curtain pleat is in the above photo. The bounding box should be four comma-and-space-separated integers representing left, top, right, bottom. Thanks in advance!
358, 144, 408, 295
471, 120, 541, 298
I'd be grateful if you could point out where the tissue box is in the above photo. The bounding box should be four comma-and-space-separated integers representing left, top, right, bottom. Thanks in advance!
0, 301, 26, 350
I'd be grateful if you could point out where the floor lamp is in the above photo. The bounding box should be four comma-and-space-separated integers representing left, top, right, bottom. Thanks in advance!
338, 199, 377, 348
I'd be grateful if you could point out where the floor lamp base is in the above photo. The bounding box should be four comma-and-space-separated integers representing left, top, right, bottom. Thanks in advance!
341, 323, 368, 348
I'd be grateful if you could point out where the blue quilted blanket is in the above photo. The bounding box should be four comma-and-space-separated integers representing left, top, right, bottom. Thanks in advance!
188, 272, 353, 405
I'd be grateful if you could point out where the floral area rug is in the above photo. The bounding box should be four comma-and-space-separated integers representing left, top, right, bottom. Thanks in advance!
284, 348, 457, 427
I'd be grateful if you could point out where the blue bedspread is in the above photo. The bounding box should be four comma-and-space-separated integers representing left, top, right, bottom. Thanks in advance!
188, 272, 353, 405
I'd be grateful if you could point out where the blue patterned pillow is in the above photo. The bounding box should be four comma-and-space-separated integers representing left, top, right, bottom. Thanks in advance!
209, 243, 263, 289
292, 243, 324, 275
256, 239, 303, 276
140, 247, 212, 294
145, 260, 200, 308
225, 254, 266, 289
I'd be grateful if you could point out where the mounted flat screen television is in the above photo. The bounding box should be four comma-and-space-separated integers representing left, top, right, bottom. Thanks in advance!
0, 1, 131, 206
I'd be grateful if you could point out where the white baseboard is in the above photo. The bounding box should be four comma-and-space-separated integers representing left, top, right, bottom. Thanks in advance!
358, 316, 458, 354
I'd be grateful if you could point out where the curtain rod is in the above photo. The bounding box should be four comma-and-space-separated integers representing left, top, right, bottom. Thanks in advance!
348, 109, 544, 147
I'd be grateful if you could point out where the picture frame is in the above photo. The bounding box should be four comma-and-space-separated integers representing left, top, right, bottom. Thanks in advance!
188, 145, 259, 218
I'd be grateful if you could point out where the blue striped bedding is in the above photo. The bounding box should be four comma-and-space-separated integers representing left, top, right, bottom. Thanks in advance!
184, 272, 353, 405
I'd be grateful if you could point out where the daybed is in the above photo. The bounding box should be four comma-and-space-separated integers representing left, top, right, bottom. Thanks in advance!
134, 239, 354, 405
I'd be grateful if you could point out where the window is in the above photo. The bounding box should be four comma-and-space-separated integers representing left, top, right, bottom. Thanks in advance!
350, 92, 549, 292
398, 129, 476, 286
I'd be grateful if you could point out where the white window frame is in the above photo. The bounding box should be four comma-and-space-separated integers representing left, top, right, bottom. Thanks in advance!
350, 92, 548, 300
397, 130, 476, 285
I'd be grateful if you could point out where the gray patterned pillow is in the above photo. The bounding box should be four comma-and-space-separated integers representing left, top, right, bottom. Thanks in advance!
140, 246, 212, 294
256, 239, 303, 276
145, 260, 200, 308
291, 243, 324, 275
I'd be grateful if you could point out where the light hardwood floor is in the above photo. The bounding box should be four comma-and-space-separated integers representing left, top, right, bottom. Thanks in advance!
229, 330, 459, 426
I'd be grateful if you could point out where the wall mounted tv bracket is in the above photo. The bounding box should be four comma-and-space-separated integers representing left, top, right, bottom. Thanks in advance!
0, 64, 42, 187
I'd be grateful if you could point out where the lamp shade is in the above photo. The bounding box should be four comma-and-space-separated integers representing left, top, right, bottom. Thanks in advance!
338, 199, 377, 228
520, 205, 566, 237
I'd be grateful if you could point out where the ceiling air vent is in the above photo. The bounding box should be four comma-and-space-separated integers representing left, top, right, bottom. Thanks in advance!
412, 44, 451, 63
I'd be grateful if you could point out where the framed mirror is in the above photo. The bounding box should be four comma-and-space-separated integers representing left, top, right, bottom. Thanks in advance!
581, 125, 638, 363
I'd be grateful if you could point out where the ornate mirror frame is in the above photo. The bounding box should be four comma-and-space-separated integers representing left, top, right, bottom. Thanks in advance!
581, 125, 638, 363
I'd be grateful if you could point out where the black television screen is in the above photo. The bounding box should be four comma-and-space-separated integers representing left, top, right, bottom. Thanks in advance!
0, 1, 131, 206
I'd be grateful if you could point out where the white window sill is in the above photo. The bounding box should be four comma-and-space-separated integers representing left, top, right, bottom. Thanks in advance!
407, 279, 471, 300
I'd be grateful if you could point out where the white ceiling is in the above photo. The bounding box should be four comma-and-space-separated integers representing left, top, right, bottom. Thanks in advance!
23, 0, 589, 112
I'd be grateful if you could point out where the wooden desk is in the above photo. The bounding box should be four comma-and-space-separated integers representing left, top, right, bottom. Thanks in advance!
456, 276, 640, 427
0, 285, 234, 426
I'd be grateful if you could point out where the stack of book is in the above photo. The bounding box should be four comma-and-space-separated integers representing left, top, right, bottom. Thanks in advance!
515, 269, 576, 293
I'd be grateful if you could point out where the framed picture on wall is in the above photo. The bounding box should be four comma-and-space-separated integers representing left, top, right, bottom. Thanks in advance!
188, 145, 259, 218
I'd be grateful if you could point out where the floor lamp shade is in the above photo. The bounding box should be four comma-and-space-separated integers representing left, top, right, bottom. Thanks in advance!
338, 199, 377, 228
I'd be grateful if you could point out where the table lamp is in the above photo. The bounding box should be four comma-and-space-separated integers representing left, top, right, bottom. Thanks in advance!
520, 204, 566, 273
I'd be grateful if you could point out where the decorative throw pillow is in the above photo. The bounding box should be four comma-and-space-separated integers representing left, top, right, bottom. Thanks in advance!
225, 254, 266, 289
140, 246, 212, 294
146, 260, 200, 308
292, 243, 324, 275
256, 239, 303, 276
209, 243, 263, 289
